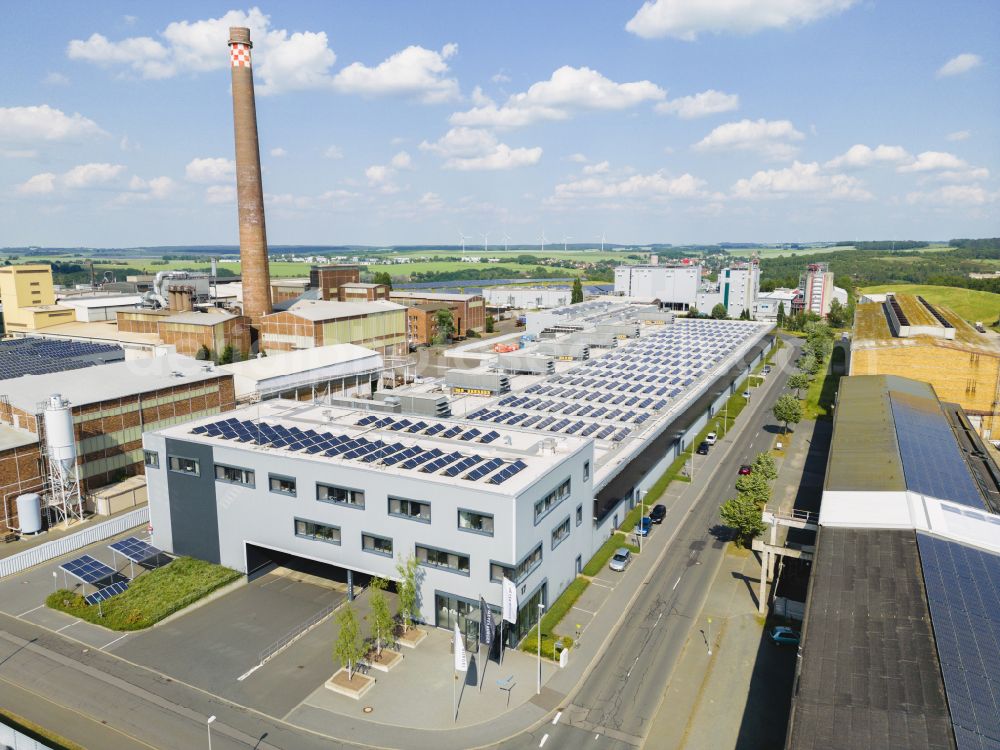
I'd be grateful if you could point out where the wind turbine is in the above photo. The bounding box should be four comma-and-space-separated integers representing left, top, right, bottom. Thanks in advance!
601, 233, 606, 252
563, 234, 573, 252
458, 231, 470, 253
503, 232, 511, 253
539, 231, 547, 254
482, 232, 489, 253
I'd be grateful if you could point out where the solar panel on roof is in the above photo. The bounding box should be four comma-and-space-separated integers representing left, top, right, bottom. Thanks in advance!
407, 421, 428, 433
444, 455, 482, 477
84, 581, 129, 606
613, 429, 630, 441
488, 459, 527, 485
421, 451, 463, 473
536, 417, 555, 430
596, 426, 615, 439
424, 423, 446, 436
465, 457, 504, 481
581, 423, 600, 437
400, 447, 443, 469
388, 419, 412, 431
459, 428, 482, 441
60, 555, 116, 585
383, 446, 421, 466
109, 537, 162, 563
442, 426, 463, 439
479, 431, 500, 444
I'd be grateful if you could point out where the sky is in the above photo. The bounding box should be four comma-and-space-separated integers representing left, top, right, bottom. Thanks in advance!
1, 1, 998, 247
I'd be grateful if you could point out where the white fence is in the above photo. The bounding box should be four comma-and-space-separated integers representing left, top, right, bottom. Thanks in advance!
0, 506, 149, 579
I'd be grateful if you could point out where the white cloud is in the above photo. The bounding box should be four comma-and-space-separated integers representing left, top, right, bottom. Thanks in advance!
450, 66, 665, 129
205, 185, 236, 204
934, 168, 990, 183
655, 89, 739, 118
270, 147, 287, 157
418, 192, 443, 209
365, 164, 391, 185
694, 118, 804, 160
62, 162, 126, 188
946, 130, 971, 142
731, 160, 872, 200
936, 53, 982, 78
491, 70, 511, 84
420, 127, 542, 171
553, 171, 709, 200
626, 0, 858, 40
897, 150, 968, 173
16, 173, 57, 195
0, 105, 104, 142
567, 153, 589, 163
906, 185, 997, 207
390, 151, 413, 169
332, 44, 459, 103
1, 150, 38, 159
824, 144, 911, 169
118, 175, 176, 203
324, 145, 344, 159
44, 72, 70, 86
119, 135, 140, 151
185, 157, 235, 183
583, 161, 610, 175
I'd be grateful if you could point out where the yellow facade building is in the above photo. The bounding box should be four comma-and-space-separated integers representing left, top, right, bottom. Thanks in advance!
0, 265, 75, 332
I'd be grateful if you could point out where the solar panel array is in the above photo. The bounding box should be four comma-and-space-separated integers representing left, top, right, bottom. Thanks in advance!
0, 337, 123, 381
889, 391, 985, 509
466, 319, 760, 442
109, 536, 163, 563
191, 417, 528, 486
917, 533, 1000, 749
59, 554, 116, 585
84, 580, 130, 606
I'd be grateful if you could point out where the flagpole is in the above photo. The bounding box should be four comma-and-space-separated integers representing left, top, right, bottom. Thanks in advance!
453, 669, 457, 723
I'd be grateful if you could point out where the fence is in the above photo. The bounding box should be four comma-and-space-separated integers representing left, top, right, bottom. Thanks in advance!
0, 506, 149, 579
257, 602, 337, 667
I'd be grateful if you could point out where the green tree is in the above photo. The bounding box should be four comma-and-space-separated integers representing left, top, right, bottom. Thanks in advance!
395, 554, 419, 632
571, 277, 584, 304
334, 604, 365, 680
218, 344, 235, 365
773, 393, 803, 435
826, 298, 846, 328
434, 308, 455, 344
752, 451, 778, 481
484, 314, 495, 333
797, 354, 819, 375
687, 305, 699, 318
368, 577, 396, 659
776, 301, 786, 327
372, 271, 393, 290
720, 495, 766, 548
735, 471, 772, 506
194, 344, 211, 361
787, 372, 811, 398
710, 303, 729, 320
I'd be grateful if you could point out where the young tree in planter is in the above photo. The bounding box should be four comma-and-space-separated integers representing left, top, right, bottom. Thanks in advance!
394, 554, 419, 632
720, 495, 766, 548
710, 303, 728, 320
752, 451, 778, 482
334, 604, 365, 680
368, 577, 396, 659
787, 372, 811, 398
735, 471, 772, 506
773, 393, 803, 435
797, 354, 819, 376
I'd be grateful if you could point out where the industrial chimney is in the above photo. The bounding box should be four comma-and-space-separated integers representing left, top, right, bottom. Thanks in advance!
228, 27, 272, 320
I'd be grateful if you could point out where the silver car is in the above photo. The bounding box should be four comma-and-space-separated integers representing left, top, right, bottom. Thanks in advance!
609, 548, 632, 572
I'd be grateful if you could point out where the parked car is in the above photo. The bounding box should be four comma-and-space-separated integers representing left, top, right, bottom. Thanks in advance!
649, 504, 667, 524
763, 365, 772, 375
609, 548, 632, 572
704, 432, 717, 445
634, 517, 652, 537
769, 626, 801, 646
742, 390, 752, 398
696, 441, 711, 455
738, 464, 753, 475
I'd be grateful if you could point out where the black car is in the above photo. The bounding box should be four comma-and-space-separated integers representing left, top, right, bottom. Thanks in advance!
696, 441, 710, 455
649, 504, 667, 524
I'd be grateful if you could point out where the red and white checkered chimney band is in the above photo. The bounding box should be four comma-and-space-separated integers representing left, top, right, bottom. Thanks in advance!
230, 43, 251, 68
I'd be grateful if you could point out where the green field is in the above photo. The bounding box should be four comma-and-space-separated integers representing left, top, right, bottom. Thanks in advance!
859, 284, 999, 326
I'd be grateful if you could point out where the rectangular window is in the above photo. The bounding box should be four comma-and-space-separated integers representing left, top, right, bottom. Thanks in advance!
515, 543, 543, 583
583, 461, 590, 482
458, 509, 494, 536
214, 464, 255, 487
317, 483, 364, 508
551, 516, 571, 550
490, 562, 514, 583
576, 504, 583, 527
143, 450, 159, 469
388, 497, 431, 523
534, 478, 571, 524
416, 544, 470, 575
269, 475, 296, 496
168, 455, 199, 476
294, 518, 340, 545
362, 533, 393, 557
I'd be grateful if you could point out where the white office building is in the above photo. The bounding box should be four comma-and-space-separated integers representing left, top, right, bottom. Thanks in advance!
696, 261, 761, 319
754, 289, 798, 322
613, 264, 702, 310
484, 286, 572, 310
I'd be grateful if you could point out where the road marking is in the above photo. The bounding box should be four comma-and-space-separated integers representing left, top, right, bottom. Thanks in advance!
589, 579, 613, 589
595, 734, 600, 740
237, 663, 262, 682
570, 605, 596, 615
55, 621, 78, 632
101, 633, 129, 650
625, 652, 641, 680
552, 711, 562, 725
672, 576, 681, 591
540, 733, 549, 747
17, 605, 43, 617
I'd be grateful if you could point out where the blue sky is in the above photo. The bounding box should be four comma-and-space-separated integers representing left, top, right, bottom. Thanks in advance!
1, 1, 997, 247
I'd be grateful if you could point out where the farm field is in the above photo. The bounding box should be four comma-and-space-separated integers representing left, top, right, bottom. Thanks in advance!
859, 284, 999, 326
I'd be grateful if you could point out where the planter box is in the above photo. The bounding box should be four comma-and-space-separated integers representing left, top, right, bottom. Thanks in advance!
397, 627, 428, 649
326, 668, 375, 700
365, 649, 403, 672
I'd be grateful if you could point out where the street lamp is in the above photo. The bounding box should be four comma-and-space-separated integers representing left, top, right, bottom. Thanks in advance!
206, 715, 216, 750
52, 570, 57, 593
536, 602, 545, 695
707, 618, 713, 656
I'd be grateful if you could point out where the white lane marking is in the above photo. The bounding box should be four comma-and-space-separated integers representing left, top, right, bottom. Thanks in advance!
17, 605, 43, 617
552, 711, 562, 725
55, 621, 78, 632
101, 633, 129, 650
594, 734, 600, 740
589, 580, 613, 589
540, 733, 549, 747
237, 664, 262, 682
672, 576, 682, 591
571, 606, 596, 615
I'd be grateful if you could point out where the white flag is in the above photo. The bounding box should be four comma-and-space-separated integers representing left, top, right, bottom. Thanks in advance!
454, 623, 468, 672
502, 577, 518, 624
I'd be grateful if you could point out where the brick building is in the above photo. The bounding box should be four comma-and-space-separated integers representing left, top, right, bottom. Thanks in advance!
406, 303, 450, 347
310, 265, 360, 301
0, 425, 44, 536
270, 278, 309, 304
389, 291, 485, 336
258, 300, 407, 357
337, 283, 390, 302
116, 309, 251, 359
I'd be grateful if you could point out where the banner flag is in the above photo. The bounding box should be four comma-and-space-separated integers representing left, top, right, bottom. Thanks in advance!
480, 597, 495, 646
454, 623, 468, 672
502, 577, 518, 624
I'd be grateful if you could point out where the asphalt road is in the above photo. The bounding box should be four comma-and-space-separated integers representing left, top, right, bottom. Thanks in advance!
498, 340, 798, 750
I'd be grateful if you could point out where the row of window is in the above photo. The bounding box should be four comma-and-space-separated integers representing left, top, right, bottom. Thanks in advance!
534, 478, 572, 524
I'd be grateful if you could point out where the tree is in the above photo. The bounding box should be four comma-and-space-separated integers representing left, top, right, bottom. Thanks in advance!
334, 604, 365, 680
720, 495, 766, 548
776, 301, 786, 327
434, 308, 455, 344
797, 354, 819, 375
773, 393, 803, 435
752, 451, 778, 481
195, 344, 210, 361
368, 577, 396, 659
735, 471, 771, 506
826, 298, 846, 328
218, 344, 235, 365
395, 554, 419, 632
710, 303, 729, 320
571, 277, 584, 304
484, 314, 495, 333
687, 305, 699, 318
372, 271, 393, 290
788, 372, 811, 398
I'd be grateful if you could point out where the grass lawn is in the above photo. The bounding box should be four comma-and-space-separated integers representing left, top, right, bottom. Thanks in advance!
519, 576, 590, 660
859, 284, 999, 327
47, 557, 240, 631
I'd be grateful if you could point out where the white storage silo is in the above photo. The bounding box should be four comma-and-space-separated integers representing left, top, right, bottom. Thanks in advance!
16, 493, 42, 534
43, 394, 76, 479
